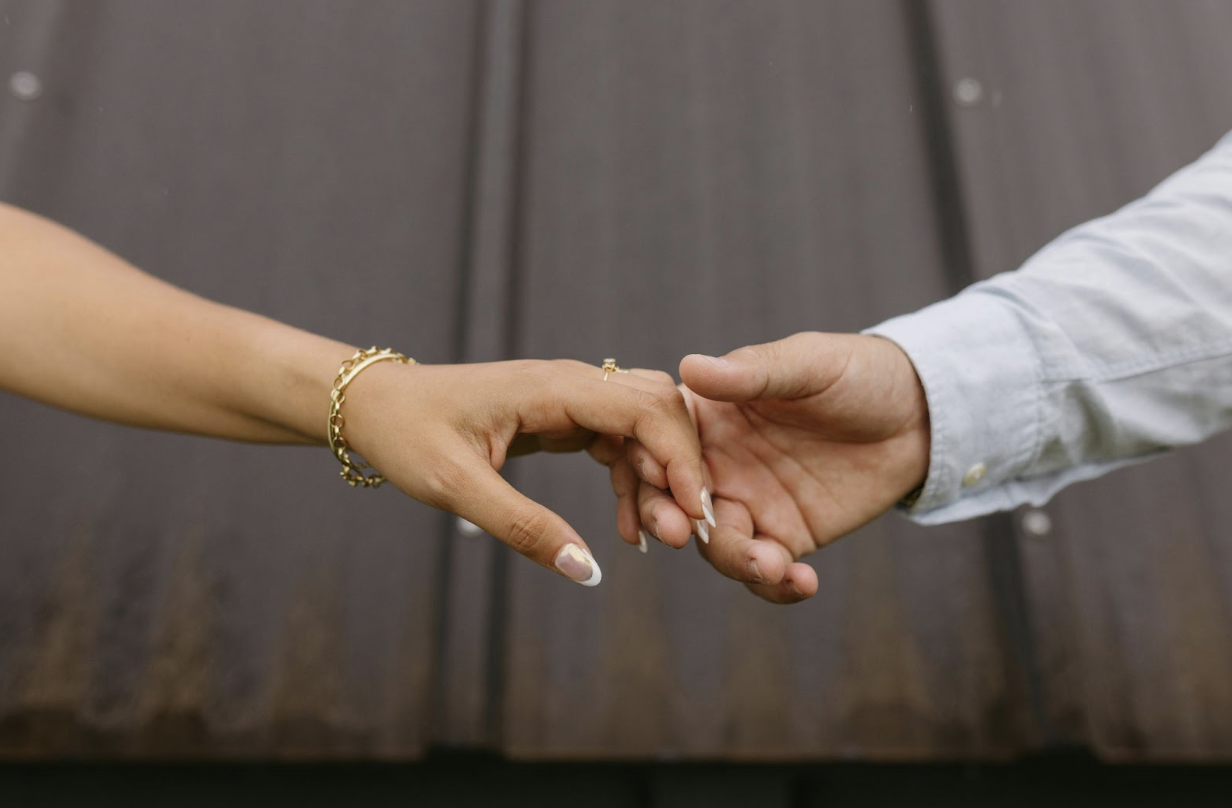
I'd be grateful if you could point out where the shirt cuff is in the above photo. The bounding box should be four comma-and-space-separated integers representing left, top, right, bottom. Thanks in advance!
863, 290, 1043, 524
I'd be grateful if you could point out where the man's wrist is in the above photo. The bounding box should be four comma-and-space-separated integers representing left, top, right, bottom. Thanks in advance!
862, 333, 932, 510
863, 290, 1041, 519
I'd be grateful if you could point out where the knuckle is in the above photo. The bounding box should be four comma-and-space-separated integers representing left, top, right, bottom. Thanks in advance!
630, 392, 673, 431
557, 358, 593, 375
659, 385, 688, 414
635, 387, 690, 435
492, 360, 539, 396
748, 342, 779, 365
504, 509, 552, 556
506, 358, 542, 382
632, 387, 668, 414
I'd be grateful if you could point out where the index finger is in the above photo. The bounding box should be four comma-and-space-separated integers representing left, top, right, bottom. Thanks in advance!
519, 363, 709, 522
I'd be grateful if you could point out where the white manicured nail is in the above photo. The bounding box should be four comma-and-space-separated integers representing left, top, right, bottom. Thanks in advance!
701, 488, 716, 528
695, 518, 710, 545
637, 530, 649, 554
554, 544, 602, 586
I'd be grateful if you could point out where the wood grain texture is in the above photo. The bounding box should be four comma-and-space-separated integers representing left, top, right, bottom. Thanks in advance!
2, 0, 1232, 762
495, 0, 1031, 760
929, 0, 1232, 760
0, 0, 480, 757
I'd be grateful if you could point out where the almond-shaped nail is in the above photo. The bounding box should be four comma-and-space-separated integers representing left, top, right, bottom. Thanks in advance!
701, 488, 716, 528
695, 518, 710, 545
554, 544, 602, 586
637, 530, 649, 554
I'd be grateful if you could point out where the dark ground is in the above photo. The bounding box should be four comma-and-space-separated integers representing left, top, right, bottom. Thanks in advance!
2, 751, 1231, 807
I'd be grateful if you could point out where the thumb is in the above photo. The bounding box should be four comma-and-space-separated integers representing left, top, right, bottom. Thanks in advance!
680, 332, 841, 402
448, 460, 602, 587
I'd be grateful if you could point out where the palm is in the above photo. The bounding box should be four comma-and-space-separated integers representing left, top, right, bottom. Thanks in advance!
638, 333, 930, 604
688, 387, 923, 559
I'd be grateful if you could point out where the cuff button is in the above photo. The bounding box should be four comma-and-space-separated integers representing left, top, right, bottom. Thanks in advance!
961, 462, 987, 487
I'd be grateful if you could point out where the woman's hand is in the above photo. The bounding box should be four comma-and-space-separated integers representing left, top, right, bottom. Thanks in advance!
338, 358, 710, 586
0, 204, 709, 588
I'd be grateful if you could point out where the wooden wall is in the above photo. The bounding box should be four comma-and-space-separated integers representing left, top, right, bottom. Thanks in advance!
1, 0, 1231, 760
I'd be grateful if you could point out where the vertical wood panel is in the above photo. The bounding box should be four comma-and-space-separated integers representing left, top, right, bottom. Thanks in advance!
929, 0, 1232, 760
436, 0, 527, 747
0, 0, 480, 757
4, 0, 1232, 763
495, 0, 1033, 759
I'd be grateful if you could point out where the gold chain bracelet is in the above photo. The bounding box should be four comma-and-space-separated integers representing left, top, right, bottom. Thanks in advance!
327, 346, 415, 488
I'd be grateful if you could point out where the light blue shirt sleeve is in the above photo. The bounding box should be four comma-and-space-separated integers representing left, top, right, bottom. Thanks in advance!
865, 129, 1232, 525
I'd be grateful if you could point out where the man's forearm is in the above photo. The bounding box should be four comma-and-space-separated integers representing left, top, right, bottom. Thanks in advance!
0, 202, 355, 444
868, 129, 1232, 523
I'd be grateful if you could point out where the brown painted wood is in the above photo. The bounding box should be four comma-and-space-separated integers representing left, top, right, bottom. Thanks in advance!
495, 0, 1032, 760
0, 0, 480, 757
2, 0, 1232, 762
436, 0, 527, 748
929, 0, 1232, 760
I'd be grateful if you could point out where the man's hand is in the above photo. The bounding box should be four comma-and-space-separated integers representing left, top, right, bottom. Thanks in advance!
616, 333, 931, 603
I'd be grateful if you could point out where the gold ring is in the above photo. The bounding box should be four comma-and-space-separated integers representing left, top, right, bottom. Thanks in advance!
602, 357, 626, 381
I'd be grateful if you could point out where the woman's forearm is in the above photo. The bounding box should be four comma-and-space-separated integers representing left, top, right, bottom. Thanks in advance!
0, 201, 714, 586
0, 202, 353, 444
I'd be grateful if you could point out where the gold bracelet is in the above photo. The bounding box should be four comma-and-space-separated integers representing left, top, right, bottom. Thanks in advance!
327, 346, 415, 488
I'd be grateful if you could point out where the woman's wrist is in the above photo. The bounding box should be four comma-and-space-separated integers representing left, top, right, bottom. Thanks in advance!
326, 347, 417, 487
223, 316, 359, 446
